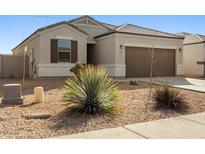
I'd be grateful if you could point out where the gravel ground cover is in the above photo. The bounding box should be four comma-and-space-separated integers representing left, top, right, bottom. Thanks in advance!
0, 78, 205, 139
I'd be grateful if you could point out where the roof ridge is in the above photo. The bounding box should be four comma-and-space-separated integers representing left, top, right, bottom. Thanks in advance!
38, 20, 67, 31
175, 32, 192, 36
115, 23, 128, 30
196, 33, 205, 41
182, 32, 191, 35
69, 15, 112, 30
40, 20, 86, 33
178, 32, 191, 34
95, 30, 184, 39
194, 34, 204, 41
100, 21, 117, 27
68, 15, 89, 22
197, 33, 205, 37
125, 23, 182, 38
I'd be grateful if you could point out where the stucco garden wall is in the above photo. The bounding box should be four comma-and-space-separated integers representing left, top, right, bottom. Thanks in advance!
183, 43, 205, 76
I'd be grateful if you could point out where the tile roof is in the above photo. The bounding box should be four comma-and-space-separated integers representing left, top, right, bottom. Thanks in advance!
13, 15, 184, 51
12, 16, 116, 51
179, 33, 205, 45
115, 24, 182, 38
95, 24, 184, 39
175, 32, 191, 37
12, 21, 87, 50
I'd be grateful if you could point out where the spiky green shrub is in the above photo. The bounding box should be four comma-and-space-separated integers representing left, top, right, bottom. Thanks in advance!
63, 65, 119, 114
153, 85, 188, 112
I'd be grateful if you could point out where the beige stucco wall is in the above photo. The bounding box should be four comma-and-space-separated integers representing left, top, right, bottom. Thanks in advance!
183, 34, 202, 44
39, 24, 87, 64
183, 43, 205, 76
95, 33, 184, 76
93, 34, 125, 76
73, 24, 107, 42
94, 34, 116, 64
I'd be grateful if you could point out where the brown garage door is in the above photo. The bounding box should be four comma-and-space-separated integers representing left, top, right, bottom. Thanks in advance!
125, 47, 175, 77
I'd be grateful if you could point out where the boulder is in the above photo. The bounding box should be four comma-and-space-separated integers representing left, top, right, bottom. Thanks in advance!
24, 113, 51, 120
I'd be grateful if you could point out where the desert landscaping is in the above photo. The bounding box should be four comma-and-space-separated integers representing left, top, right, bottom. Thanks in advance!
0, 78, 205, 139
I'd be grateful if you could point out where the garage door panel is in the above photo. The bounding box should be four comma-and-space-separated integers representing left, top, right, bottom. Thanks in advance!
125, 47, 175, 77
125, 47, 151, 77
152, 49, 175, 77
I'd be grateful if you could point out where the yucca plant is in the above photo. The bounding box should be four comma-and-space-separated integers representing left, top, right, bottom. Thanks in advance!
153, 85, 188, 112
63, 65, 119, 114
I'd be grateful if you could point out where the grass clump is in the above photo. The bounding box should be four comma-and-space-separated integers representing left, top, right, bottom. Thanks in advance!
153, 85, 188, 112
130, 80, 139, 85
63, 65, 119, 115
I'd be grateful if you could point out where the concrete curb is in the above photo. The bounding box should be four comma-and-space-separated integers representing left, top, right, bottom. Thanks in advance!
52, 112, 205, 139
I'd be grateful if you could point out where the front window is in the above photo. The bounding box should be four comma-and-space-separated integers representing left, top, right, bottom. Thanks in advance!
58, 39, 71, 62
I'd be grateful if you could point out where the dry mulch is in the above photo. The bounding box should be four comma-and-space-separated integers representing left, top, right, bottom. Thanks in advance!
0, 78, 205, 139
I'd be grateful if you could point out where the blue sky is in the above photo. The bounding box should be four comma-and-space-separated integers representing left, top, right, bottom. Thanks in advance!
0, 15, 205, 54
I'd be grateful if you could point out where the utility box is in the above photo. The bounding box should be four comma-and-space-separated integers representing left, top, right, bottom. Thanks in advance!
1, 84, 23, 105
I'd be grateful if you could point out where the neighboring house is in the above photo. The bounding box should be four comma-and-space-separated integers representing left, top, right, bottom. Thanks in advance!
177, 32, 205, 77
12, 15, 184, 78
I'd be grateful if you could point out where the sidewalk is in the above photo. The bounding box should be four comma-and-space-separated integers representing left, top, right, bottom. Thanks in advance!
54, 112, 205, 139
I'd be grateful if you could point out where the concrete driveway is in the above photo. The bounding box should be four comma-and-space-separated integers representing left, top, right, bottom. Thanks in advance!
118, 77, 205, 93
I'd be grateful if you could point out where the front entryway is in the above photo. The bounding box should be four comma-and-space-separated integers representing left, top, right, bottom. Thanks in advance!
87, 44, 95, 64
125, 46, 176, 77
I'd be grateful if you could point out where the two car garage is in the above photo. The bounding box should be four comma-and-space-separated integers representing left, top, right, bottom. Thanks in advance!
125, 46, 176, 77
95, 24, 184, 78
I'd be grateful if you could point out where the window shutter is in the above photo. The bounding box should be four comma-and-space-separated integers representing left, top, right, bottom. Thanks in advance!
50, 39, 58, 63
71, 40, 78, 63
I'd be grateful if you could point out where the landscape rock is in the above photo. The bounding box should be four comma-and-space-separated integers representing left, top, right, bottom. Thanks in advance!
24, 113, 51, 120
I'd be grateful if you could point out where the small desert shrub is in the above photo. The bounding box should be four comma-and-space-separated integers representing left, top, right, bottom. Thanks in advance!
63, 65, 119, 114
130, 80, 139, 85
70, 63, 85, 75
153, 85, 188, 112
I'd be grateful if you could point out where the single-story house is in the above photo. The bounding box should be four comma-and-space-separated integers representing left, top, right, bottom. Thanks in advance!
176, 32, 205, 77
12, 15, 184, 78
